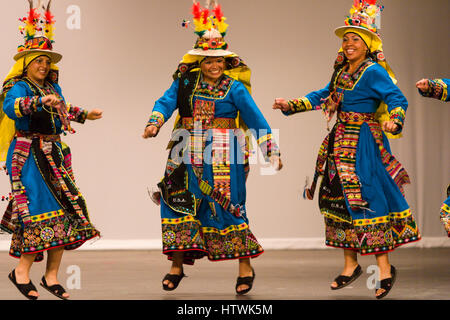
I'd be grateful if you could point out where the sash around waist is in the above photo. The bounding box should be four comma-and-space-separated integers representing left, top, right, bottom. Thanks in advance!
181, 117, 237, 130
337, 111, 376, 123
16, 130, 61, 142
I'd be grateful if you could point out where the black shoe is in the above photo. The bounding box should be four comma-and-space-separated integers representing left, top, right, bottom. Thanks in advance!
162, 271, 186, 291
375, 265, 397, 299
331, 264, 362, 290
8, 269, 38, 300
235, 267, 255, 295
40, 276, 69, 300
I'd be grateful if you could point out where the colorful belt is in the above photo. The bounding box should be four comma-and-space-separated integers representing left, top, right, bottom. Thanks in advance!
181, 117, 237, 130
16, 131, 61, 142
338, 111, 376, 123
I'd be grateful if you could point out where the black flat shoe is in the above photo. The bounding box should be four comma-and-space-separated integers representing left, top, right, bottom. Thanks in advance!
8, 269, 38, 300
40, 276, 69, 300
236, 267, 255, 295
376, 265, 397, 299
162, 271, 186, 291
331, 264, 362, 290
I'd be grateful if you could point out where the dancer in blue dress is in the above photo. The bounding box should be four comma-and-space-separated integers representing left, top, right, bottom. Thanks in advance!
0, 1, 101, 299
143, 1, 282, 295
416, 77, 449, 236
273, 0, 420, 299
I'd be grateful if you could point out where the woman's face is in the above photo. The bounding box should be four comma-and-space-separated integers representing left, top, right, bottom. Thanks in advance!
342, 33, 368, 63
200, 56, 225, 83
26, 55, 51, 84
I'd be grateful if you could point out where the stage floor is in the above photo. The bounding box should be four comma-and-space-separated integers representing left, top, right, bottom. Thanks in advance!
0, 248, 449, 300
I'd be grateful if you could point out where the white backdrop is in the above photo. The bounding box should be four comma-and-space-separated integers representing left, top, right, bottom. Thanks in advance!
0, 0, 449, 250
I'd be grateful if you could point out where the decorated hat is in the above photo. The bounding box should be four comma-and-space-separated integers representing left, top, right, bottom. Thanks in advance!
13, 0, 62, 63
184, 0, 233, 57
334, 0, 383, 43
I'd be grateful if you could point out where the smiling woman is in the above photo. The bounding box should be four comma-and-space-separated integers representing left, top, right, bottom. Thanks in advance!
200, 57, 226, 84
143, 0, 282, 296
273, 0, 420, 299
26, 56, 52, 86
0, 0, 102, 300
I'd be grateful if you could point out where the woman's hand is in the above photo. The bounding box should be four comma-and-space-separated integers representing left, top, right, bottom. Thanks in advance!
87, 109, 103, 120
41, 95, 62, 108
270, 155, 283, 171
416, 79, 430, 93
272, 98, 291, 112
143, 125, 159, 139
382, 121, 399, 134
324, 95, 339, 114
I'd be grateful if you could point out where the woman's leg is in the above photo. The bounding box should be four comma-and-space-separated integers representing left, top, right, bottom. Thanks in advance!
45, 247, 69, 298
14, 253, 39, 298
236, 257, 254, 293
375, 252, 392, 297
163, 251, 185, 289
330, 249, 359, 288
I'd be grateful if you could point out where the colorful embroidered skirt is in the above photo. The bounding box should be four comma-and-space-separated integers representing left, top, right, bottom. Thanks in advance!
158, 128, 263, 265
1, 136, 99, 262
317, 115, 420, 255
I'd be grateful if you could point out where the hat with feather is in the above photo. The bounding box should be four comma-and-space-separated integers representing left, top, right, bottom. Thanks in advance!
14, 0, 62, 63
184, 0, 233, 57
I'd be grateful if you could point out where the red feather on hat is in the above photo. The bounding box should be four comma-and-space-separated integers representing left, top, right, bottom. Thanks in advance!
213, 4, 224, 22
192, 1, 202, 20
27, 8, 40, 25
201, 8, 209, 25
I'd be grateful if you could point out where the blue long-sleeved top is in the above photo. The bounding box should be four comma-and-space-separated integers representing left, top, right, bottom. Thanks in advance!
284, 62, 408, 134
148, 75, 279, 157
3, 80, 87, 134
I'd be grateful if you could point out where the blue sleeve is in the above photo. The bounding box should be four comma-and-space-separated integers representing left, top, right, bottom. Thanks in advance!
232, 82, 272, 137
148, 79, 180, 128
283, 83, 330, 116
367, 65, 408, 113
305, 83, 331, 107
232, 81, 280, 159
366, 65, 408, 133
3, 81, 40, 121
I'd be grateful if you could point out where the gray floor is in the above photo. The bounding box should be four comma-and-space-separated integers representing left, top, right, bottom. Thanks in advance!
0, 248, 449, 300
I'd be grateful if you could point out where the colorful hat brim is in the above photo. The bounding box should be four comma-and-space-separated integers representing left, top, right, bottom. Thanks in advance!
334, 26, 381, 42
187, 48, 234, 57
13, 49, 62, 63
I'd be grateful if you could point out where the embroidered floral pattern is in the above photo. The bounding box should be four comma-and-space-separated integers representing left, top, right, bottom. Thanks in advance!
14, 96, 41, 118
9, 215, 98, 262
389, 107, 406, 133
161, 216, 263, 262
336, 59, 374, 90
147, 111, 165, 129
324, 211, 420, 255
195, 75, 233, 99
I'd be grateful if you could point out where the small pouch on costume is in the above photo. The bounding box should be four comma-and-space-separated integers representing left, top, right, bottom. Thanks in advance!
158, 163, 197, 216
